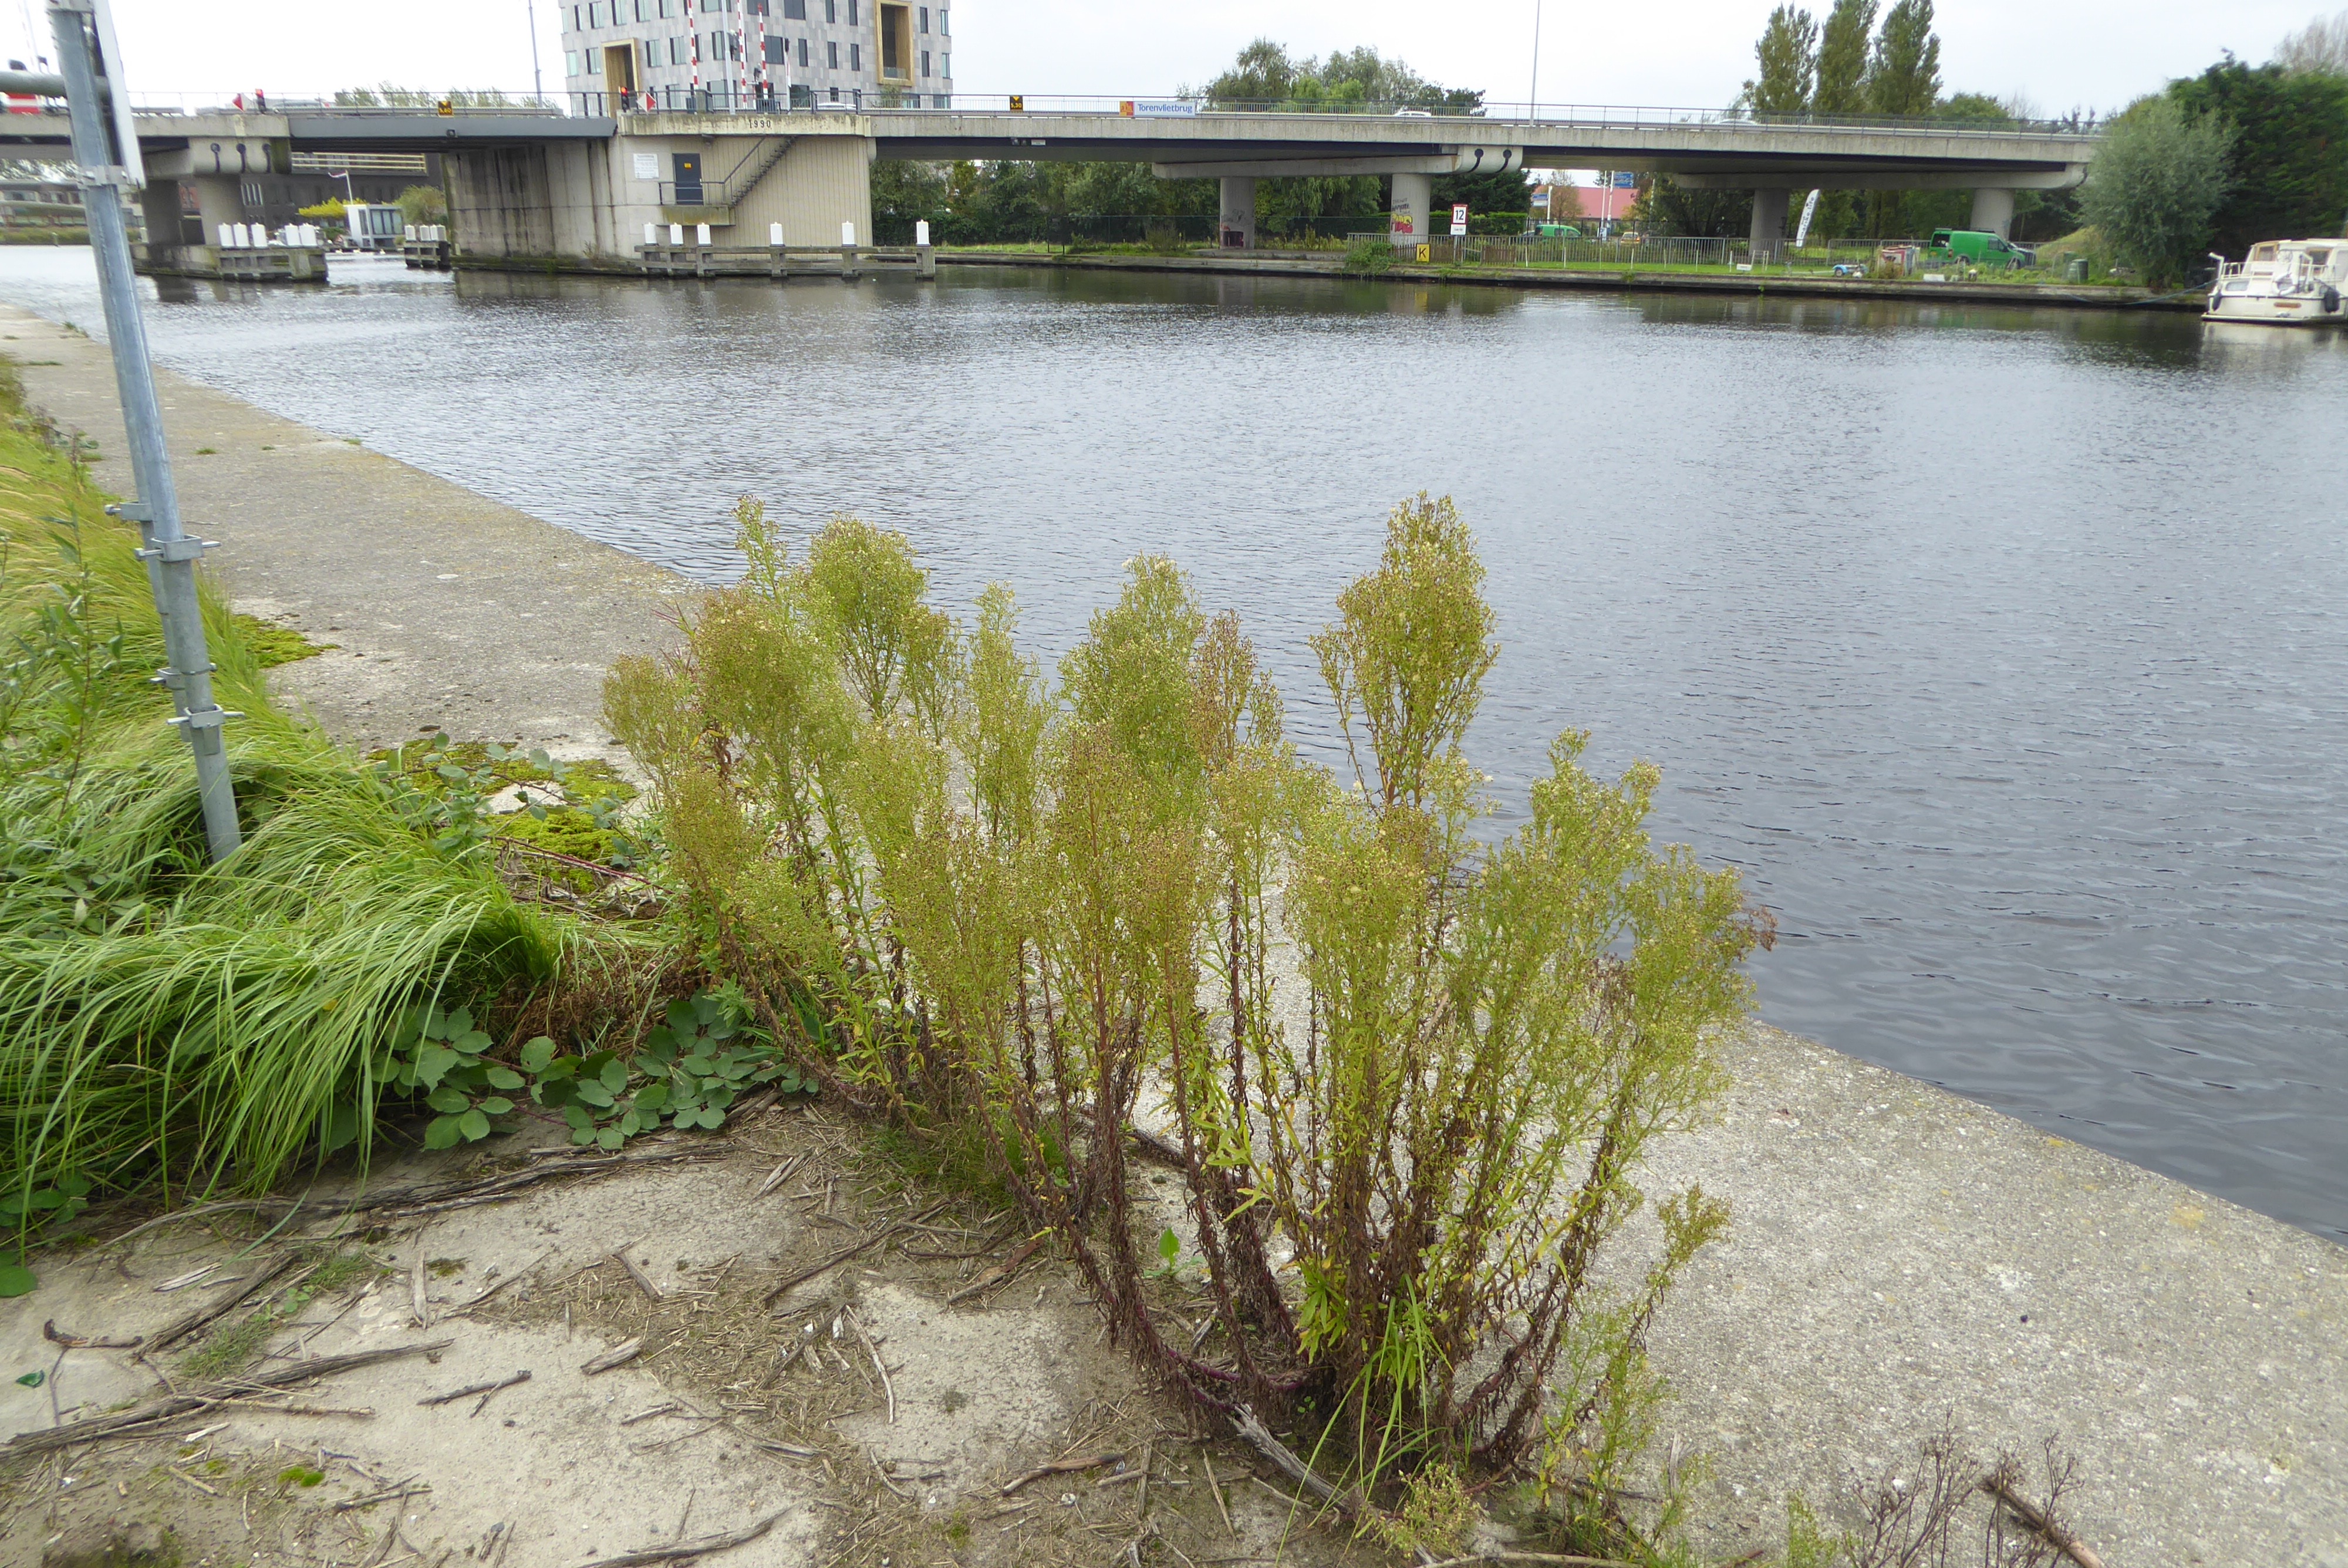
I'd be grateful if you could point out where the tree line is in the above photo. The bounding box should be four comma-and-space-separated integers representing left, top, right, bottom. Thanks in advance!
2081, 13, 2348, 286
871, 40, 1529, 246
1641, 0, 2071, 242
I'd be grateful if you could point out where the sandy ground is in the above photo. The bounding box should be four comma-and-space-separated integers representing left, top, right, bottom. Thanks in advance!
4, 298, 2344, 1568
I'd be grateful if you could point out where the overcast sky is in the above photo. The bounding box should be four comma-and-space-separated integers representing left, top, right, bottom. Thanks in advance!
4, 0, 2327, 116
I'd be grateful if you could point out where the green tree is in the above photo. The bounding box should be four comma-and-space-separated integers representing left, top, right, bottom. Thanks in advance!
1635, 174, 1754, 236
2077, 94, 2235, 286
2169, 58, 2348, 254
1814, 0, 1877, 112
1867, 0, 1941, 115
1202, 38, 1297, 106
1745, 5, 1819, 117
394, 184, 448, 228
1807, 0, 1878, 236
871, 159, 947, 243
1863, 0, 1942, 233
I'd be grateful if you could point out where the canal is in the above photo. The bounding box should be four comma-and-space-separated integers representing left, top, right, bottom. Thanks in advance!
5, 249, 2343, 1241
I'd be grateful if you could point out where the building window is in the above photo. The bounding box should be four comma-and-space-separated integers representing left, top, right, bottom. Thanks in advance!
797, 36, 808, 66
564, 50, 579, 75
586, 47, 601, 72
826, 40, 838, 68
671, 35, 685, 62
643, 38, 659, 69
829, 85, 840, 100
938, 6, 946, 34
848, 0, 858, 21
782, 0, 804, 15
824, 0, 835, 19
572, 5, 582, 28
588, 2, 600, 25
919, 6, 927, 31
660, 0, 673, 14
920, 48, 929, 76
942, 52, 948, 76
763, 35, 785, 61
850, 42, 860, 70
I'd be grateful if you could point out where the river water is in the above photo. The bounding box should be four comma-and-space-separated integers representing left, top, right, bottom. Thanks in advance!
5, 249, 2343, 1241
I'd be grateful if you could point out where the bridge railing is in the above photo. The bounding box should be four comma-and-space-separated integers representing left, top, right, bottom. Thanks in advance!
578, 89, 2102, 137
105, 91, 565, 116
575, 85, 953, 116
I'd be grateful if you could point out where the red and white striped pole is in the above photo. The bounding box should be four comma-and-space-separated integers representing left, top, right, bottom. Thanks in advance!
756, 6, 768, 103
685, 0, 700, 104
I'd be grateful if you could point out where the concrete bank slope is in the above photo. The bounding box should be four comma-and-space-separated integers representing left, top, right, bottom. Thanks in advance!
6, 307, 2343, 1566
1658, 1026, 2345, 1566
0, 302, 688, 761
937, 248, 2201, 312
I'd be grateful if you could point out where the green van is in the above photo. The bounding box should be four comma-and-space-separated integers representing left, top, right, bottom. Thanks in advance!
1927, 229, 2026, 268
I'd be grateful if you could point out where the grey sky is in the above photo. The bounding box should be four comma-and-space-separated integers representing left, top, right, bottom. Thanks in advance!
4, 0, 2326, 116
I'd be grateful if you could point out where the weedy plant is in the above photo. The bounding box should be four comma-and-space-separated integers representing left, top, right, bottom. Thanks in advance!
606, 493, 1771, 1549
0, 363, 600, 1251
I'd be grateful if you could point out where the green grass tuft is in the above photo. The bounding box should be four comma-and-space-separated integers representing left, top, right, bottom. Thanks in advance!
0, 357, 622, 1216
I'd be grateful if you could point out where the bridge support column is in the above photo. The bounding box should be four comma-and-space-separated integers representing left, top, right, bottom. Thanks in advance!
139, 180, 188, 254
191, 175, 244, 244
1389, 171, 1431, 248
1969, 187, 2015, 239
1217, 175, 1256, 249
1749, 187, 1789, 262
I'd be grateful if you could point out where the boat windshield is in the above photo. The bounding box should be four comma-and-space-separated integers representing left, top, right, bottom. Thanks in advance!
2248, 242, 2280, 263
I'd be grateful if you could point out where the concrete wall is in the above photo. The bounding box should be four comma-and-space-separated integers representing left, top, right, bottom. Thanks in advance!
454, 120, 873, 263
447, 147, 560, 260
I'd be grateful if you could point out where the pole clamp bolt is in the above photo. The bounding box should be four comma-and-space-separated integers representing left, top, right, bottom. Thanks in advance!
167, 707, 239, 732
135, 536, 216, 563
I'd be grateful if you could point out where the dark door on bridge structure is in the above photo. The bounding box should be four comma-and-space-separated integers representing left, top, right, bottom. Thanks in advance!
673, 153, 702, 205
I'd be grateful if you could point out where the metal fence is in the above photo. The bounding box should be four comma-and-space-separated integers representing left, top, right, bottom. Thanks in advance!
571, 85, 954, 116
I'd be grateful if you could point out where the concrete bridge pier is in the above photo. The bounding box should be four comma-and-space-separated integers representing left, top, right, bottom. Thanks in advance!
191, 175, 245, 245
137, 178, 187, 251
1390, 171, 1431, 248
1217, 175, 1256, 249
1750, 187, 1790, 261
1969, 187, 2015, 238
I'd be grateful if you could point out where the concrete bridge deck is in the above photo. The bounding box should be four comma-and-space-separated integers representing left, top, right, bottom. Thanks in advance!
0, 102, 2097, 274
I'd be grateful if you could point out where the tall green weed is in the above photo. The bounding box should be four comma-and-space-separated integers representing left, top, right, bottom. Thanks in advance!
607, 494, 1770, 1543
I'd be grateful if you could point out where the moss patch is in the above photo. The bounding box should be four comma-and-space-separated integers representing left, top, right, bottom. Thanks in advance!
230, 613, 332, 668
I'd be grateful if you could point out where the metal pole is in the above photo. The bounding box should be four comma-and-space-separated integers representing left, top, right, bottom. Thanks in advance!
49, 0, 239, 860
1528, 0, 1541, 115
527, 0, 543, 106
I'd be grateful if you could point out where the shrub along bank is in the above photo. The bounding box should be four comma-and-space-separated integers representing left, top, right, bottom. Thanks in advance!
602, 496, 1771, 1556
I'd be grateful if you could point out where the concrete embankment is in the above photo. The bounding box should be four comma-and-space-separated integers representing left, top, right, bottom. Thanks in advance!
4, 300, 2342, 1566
936, 248, 2202, 312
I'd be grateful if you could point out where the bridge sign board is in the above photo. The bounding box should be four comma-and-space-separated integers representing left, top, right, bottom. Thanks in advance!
1451, 203, 1469, 236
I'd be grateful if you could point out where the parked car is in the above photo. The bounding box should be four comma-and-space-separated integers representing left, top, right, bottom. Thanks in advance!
1926, 228, 2027, 269
1531, 223, 1581, 239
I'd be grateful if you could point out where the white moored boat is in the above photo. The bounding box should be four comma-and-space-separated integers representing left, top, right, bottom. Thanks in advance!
2205, 239, 2348, 326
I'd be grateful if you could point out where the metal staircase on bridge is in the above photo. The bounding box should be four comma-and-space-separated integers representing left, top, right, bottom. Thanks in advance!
661, 135, 794, 226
